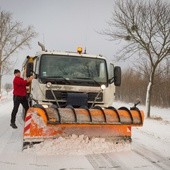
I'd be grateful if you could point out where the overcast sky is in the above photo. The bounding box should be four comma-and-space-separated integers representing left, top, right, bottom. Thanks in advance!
0, 0, 125, 84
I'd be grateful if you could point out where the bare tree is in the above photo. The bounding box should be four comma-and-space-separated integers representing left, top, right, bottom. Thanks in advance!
0, 10, 37, 95
104, 0, 170, 117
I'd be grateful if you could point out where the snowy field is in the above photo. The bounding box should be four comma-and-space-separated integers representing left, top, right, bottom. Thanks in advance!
0, 93, 170, 169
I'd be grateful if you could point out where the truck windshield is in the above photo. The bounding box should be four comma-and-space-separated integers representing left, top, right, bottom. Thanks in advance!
40, 54, 107, 86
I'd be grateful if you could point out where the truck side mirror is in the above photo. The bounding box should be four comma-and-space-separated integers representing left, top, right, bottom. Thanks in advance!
114, 66, 121, 86
109, 66, 121, 85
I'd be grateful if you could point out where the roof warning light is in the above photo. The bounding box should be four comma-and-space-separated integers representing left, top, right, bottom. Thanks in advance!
77, 47, 82, 54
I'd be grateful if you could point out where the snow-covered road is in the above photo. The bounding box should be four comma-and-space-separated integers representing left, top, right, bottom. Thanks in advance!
0, 99, 170, 170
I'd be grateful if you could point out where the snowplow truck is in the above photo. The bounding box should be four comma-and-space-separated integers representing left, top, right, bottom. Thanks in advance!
22, 45, 144, 147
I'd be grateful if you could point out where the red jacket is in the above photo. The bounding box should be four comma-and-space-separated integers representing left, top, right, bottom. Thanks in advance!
13, 76, 27, 96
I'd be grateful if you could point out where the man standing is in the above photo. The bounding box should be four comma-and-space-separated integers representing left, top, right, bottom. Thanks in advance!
10, 69, 33, 129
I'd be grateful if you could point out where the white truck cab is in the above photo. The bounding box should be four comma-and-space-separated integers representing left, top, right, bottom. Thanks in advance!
24, 47, 121, 109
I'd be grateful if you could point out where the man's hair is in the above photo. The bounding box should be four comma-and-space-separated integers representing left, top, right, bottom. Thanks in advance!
14, 69, 20, 74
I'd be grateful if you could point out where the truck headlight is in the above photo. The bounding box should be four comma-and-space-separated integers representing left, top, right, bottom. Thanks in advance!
46, 82, 52, 88
101, 84, 106, 90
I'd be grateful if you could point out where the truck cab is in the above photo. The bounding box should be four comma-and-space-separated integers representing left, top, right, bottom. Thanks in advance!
24, 48, 121, 109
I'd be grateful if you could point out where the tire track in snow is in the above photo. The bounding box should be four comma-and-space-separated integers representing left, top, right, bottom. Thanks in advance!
1, 116, 24, 154
0, 118, 23, 153
0, 99, 13, 143
0, 117, 10, 137
0, 127, 12, 154
132, 143, 170, 170
0, 112, 13, 154
86, 154, 122, 169
136, 127, 170, 144
132, 126, 170, 169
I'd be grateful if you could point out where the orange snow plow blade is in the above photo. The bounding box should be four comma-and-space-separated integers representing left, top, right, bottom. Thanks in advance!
23, 106, 144, 147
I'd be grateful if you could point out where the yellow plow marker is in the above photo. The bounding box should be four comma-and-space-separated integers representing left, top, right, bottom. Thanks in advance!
23, 106, 144, 148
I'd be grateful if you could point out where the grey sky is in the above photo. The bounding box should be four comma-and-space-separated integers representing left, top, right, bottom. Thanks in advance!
0, 0, 124, 84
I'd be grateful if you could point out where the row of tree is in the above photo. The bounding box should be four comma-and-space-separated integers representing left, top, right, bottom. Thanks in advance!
104, 0, 170, 117
116, 65, 170, 108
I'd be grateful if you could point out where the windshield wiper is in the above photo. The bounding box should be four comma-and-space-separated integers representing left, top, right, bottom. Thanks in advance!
74, 77, 101, 86
45, 76, 71, 84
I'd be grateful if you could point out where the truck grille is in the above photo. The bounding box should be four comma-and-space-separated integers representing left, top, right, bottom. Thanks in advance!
45, 90, 103, 102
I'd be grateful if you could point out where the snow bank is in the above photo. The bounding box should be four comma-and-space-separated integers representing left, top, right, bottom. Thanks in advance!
24, 135, 131, 156
0, 89, 12, 103
136, 118, 170, 142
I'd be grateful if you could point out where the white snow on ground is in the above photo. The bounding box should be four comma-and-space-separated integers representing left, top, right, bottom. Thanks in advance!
24, 135, 131, 156
0, 94, 170, 169
0, 89, 12, 103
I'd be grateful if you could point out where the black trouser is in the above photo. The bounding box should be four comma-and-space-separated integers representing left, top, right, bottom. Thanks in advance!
11, 95, 29, 124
